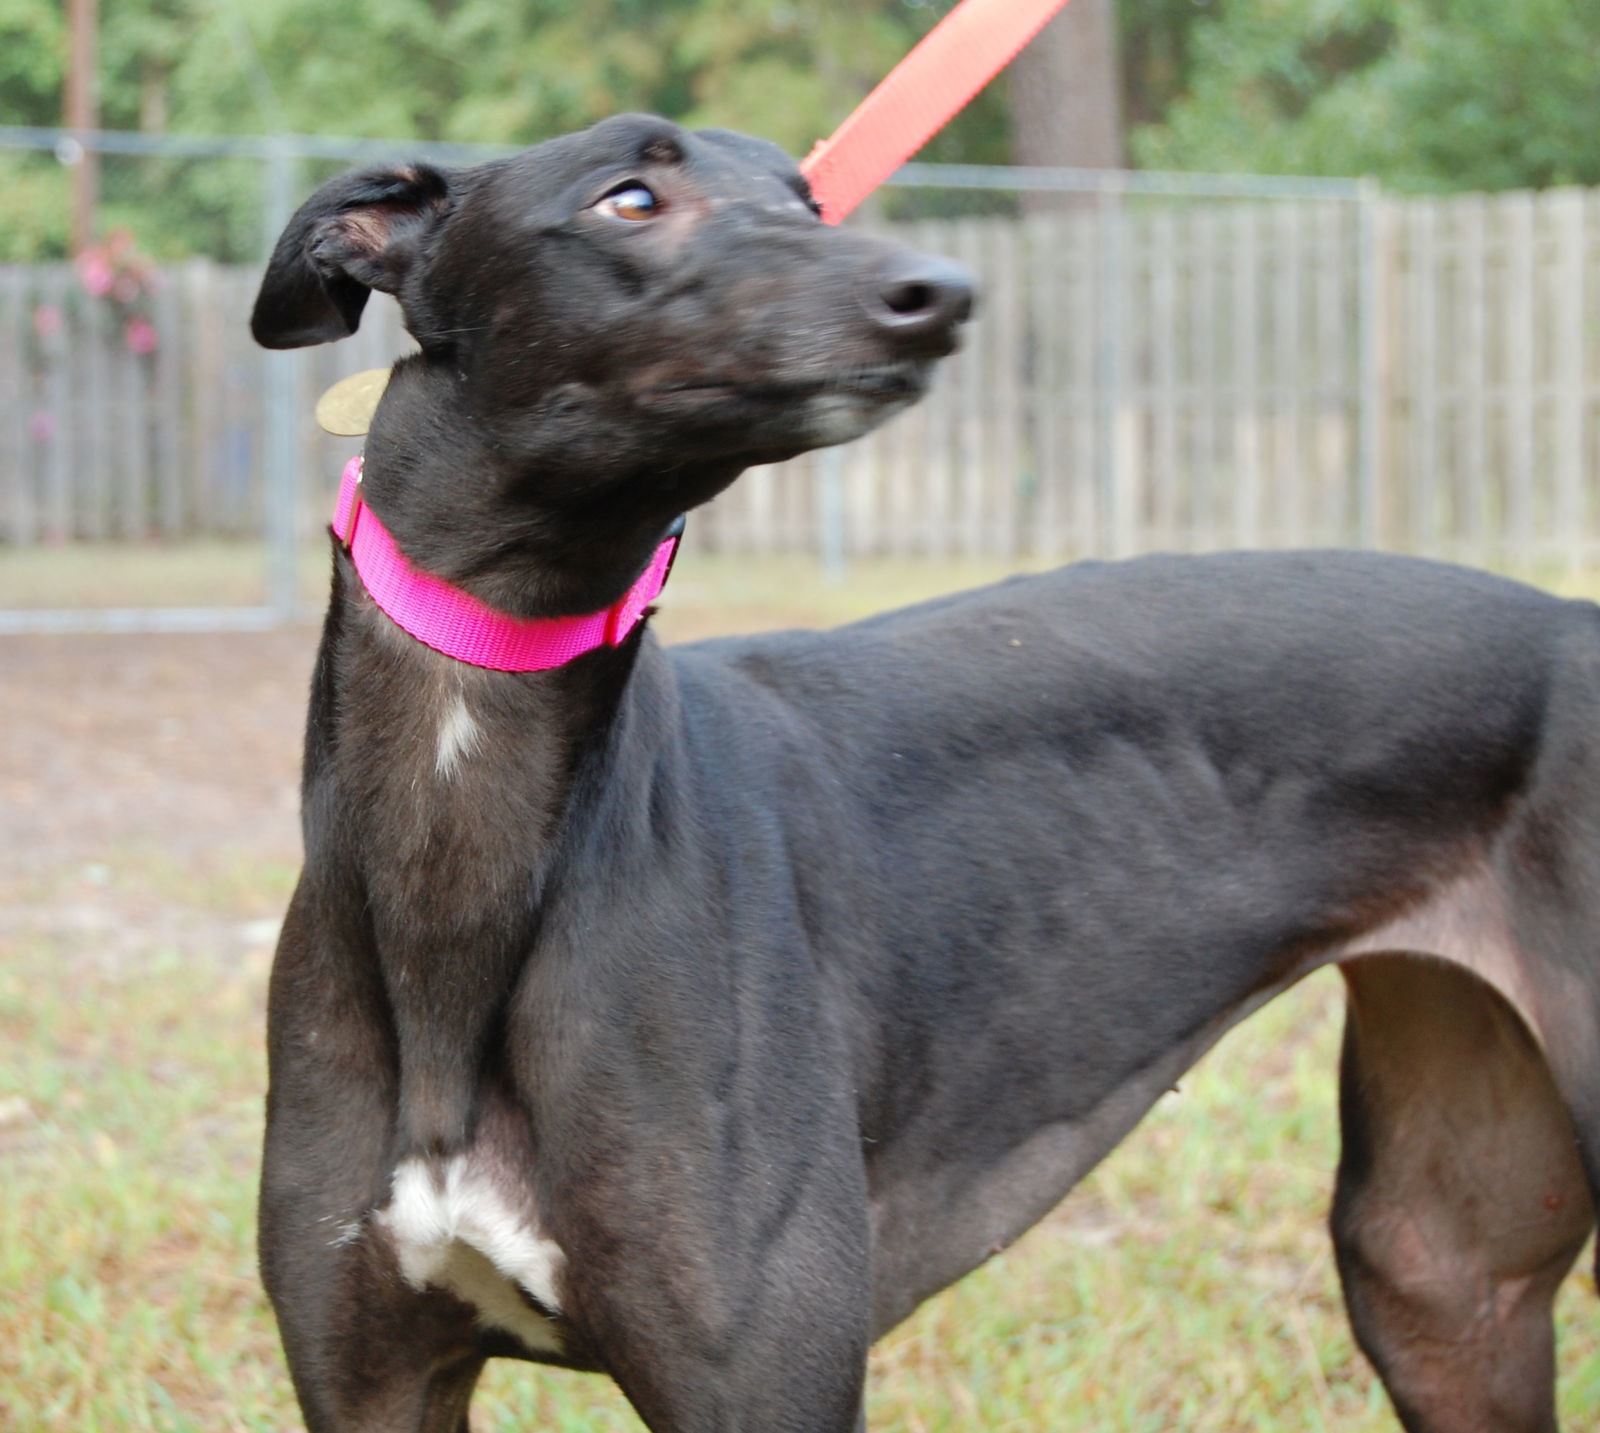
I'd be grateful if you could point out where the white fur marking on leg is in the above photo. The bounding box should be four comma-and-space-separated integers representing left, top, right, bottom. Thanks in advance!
378, 1155, 567, 1353
434, 691, 482, 779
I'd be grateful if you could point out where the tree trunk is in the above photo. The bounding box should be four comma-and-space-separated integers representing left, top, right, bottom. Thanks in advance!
1008, 0, 1123, 177
64, 0, 100, 253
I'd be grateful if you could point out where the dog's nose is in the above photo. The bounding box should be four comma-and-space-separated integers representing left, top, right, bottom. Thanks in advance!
868, 255, 976, 340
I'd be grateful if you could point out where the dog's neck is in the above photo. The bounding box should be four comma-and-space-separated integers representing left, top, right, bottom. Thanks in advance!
356, 355, 744, 621
306, 359, 755, 1153
309, 528, 662, 1154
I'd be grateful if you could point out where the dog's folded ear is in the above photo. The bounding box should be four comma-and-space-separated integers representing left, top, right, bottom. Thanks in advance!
251, 164, 454, 349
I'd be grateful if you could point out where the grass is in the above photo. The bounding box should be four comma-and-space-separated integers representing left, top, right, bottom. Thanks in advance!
4, 537, 1598, 621
0, 540, 298, 611
0, 538, 1050, 620
5, 546, 1600, 1430
9, 927, 1599, 1432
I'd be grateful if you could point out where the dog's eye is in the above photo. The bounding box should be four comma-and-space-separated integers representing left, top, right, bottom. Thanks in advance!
595, 184, 660, 223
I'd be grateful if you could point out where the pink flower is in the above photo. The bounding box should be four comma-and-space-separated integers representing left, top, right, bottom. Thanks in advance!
124, 318, 157, 355
33, 304, 63, 339
29, 411, 56, 442
77, 250, 113, 296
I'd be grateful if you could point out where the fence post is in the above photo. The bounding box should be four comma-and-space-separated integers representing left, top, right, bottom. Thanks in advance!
1355, 177, 1389, 549
816, 445, 848, 583
261, 137, 301, 623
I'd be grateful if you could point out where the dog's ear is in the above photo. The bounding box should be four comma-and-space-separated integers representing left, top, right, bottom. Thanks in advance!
251, 163, 454, 349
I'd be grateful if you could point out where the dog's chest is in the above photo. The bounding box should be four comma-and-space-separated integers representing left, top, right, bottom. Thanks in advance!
375, 1152, 568, 1354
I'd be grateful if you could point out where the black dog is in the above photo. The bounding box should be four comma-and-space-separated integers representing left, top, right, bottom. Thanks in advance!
253, 114, 1600, 1433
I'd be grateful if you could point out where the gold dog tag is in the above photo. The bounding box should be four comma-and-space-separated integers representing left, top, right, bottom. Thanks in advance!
315, 368, 392, 436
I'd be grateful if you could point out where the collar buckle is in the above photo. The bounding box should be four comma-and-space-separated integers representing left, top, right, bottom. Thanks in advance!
333, 457, 365, 552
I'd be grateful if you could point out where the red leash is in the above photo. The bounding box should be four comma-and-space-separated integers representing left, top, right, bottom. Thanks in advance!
801, 0, 1074, 224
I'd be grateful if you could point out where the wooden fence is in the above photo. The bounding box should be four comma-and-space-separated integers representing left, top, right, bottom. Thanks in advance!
1374, 189, 1600, 571
0, 262, 390, 544
4, 184, 1599, 569
705, 197, 1369, 561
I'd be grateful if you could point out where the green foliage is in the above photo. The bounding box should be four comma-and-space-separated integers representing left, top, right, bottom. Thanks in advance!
0, 0, 63, 119
1131, 0, 1600, 191
0, 154, 72, 260
11, 0, 1598, 259
5, 0, 1018, 259
1119, 0, 1220, 130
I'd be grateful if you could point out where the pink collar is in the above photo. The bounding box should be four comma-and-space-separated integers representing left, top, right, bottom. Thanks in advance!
332, 456, 680, 672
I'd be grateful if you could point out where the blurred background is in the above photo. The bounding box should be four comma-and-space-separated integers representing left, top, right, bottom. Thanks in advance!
7, 0, 1600, 625
5, 3, 1600, 1429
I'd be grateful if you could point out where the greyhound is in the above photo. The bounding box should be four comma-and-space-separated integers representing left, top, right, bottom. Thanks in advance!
252, 113, 1600, 1432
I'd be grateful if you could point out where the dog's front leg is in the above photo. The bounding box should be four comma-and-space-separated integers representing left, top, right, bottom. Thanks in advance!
541, 1105, 875, 1432
264, 1227, 485, 1433
261, 881, 487, 1433
562, 1184, 873, 1433
576, 1239, 873, 1433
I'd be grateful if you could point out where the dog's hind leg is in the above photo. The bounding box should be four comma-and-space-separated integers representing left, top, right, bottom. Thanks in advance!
1330, 954, 1594, 1433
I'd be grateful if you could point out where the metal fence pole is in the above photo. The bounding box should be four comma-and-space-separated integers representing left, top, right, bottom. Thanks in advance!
261, 137, 302, 623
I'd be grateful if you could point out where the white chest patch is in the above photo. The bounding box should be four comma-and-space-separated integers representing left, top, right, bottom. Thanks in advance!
377, 1154, 567, 1353
434, 691, 482, 779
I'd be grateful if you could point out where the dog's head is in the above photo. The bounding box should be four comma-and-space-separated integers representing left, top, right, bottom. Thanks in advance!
254, 114, 972, 475
253, 115, 972, 614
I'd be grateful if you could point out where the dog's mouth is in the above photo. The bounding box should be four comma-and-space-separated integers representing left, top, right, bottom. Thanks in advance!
640, 363, 929, 412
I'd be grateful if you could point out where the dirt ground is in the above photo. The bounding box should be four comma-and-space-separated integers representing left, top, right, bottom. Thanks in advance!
2, 555, 1006, 979
4, 627, 320, 972
0, 574, 853, 976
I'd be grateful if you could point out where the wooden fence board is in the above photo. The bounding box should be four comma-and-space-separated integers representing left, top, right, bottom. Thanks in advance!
1550, 189, 1586, 572
1275, 202, 1305, 547
1190, 204, 1222, 552
153, 275, 186, 536
1231, 204, 1262, 549
39, 271, 74, 541
1503, 192, 1537, 565
1458, 196, 1492, 564
1024, 215, 1059, 558
987, 217, 1022, 557
1408, 200, 1441, 554
1148, 207, 1179, 551
0, 268, 29, 543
